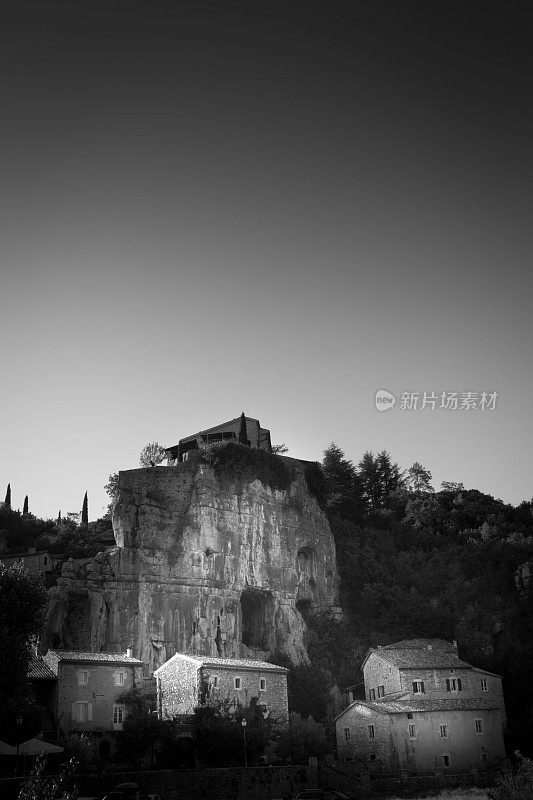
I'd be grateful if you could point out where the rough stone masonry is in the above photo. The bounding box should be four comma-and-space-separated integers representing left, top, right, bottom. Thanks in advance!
42, 453, 340, 671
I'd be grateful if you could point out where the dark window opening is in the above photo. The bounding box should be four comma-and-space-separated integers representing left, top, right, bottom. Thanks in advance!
240, 589, 274, 650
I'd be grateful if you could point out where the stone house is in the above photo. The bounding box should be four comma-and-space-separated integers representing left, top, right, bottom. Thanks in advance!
336, 639, 506, 775
42, 650, 144, 735
165, 415, 272, 463
154, 653, 289, 726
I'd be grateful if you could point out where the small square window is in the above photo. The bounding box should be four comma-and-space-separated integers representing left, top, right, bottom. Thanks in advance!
368, 725, 375, 740
369, 754, 376, 762
260, 678, 266, 692
344, 727, 350, 741
234, 677, 241, 690
407, 713, 413, 720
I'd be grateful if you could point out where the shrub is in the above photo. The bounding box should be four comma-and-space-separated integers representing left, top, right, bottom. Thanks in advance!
304, 462, 329, 509
488, 758, 533, 800
203, 442, 295, 492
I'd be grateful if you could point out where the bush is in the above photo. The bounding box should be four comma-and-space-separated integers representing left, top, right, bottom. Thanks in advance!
203, 442, 295, 492
488, 758, 533, 800
304, 462, 329, 509
275, 712, 329, 763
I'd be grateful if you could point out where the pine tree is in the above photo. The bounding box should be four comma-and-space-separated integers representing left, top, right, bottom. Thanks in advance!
238, 412, 250, 446
23, 495, 29, 515
57, 511, 62, 524
81, 492, 88, 528
4, 483, 11, 509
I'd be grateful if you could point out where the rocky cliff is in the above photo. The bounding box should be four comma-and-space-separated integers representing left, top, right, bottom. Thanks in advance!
42, 452, 339, 671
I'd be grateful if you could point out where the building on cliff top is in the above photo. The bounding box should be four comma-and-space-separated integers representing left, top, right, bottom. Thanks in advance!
154, 653, 289, 726
42, 650, 144, 736
336, 638, 506, 775
165, 414, 271, 464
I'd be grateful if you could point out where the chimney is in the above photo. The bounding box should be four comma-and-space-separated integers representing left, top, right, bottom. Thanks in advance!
126, 648, 133, 658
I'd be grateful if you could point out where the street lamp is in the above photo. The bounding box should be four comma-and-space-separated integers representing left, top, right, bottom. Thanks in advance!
15, 715, 23, 776
241, 718, 248, 768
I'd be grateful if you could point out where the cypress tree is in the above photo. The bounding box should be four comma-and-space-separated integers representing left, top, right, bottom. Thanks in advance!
81, 492, 88, 528
238, 412, 250, 446
57, 511, 62, 524
23, 495, 29, 515
4, 484, 11, 509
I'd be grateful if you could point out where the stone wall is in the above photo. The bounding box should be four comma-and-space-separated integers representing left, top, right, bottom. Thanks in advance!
42, 455, 339, 672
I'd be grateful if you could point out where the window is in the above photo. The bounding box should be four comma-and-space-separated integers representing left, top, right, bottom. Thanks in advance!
211, 675, 219, 688
113, 704, 125, 730
481, 749, 488, 763
72, 702, 91, 722
260, 678, 266, 692
343, 727, 350, 741
234, 677, 241, 690
446, 677, 462, 692
369, 754, 376, 761
370, 688, 376, 701
114, 671, 125, 687
443, 755, 451, 768
475, 719, 484, 735
78, 670, 88, 686
440, 725, 448, 738
43, 556, 48, 566
481, 678, 488, 691
377, 685, 385, 698
407, 713, 413, 720
412, 681, 425, 694
368, 725, 375, 740
408, 724, 416, 739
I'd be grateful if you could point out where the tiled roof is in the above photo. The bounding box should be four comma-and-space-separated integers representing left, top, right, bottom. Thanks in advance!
373, 697, 501, 713
155, 653, 287, 674
373, 648, 471, 670
337, 696, 500, 720
28, 655, 56, 680
383, 639, 457, 652
48, 650, 143, 665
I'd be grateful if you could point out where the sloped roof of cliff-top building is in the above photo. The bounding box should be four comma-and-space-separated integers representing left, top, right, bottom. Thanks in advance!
166, 414, 272, 459
154, 653, 288, 675
363, 638, 472, 670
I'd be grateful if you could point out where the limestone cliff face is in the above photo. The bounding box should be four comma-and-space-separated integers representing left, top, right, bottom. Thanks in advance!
42, 455, 339, 671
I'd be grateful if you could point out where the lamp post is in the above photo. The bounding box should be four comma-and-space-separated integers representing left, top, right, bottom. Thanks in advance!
241, 718, 248, 768
15, 715, 23, 776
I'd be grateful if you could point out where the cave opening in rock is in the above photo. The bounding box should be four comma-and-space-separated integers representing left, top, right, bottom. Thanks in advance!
240, 589, 274, 650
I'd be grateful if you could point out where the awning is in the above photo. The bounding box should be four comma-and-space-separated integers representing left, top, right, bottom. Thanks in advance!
17, 738, 64, 755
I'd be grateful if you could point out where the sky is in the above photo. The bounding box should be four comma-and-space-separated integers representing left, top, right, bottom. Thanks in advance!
1, 2, 532, 521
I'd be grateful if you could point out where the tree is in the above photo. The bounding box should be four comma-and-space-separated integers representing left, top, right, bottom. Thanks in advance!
139, 442, 166, 467
238, 412, 250, 446
18, 754, 78, 800
357, 450, 404, 511
104, 472, 120, 514
23, 495, 29, 515
322, 443, 364, 520
441, 481, 465, 493
4, 483, 11, 509
81, 491, 88, 528
271, 443, 289, 455
405, 462, 434, 492
275, 713, 329, 763
194, 697, 272, 767
0, 563, 47, 715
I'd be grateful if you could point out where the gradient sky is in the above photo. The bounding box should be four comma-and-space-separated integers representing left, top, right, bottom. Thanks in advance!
1, 2, 532, 520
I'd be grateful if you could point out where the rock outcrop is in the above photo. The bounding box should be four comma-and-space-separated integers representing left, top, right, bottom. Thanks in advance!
42, 454, 339, 671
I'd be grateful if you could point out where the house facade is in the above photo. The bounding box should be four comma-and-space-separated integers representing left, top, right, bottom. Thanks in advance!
42, 650, 144, 735
165, 415, 272, 464
336, 639, 506, 775
154, 654, 289, 726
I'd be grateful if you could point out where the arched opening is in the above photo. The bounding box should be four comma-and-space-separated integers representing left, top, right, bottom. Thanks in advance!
297, 547, 317, 577
240, 589, 274, 650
